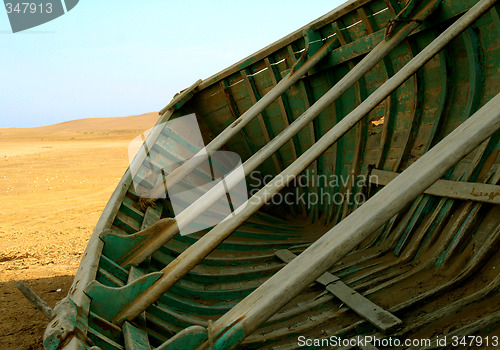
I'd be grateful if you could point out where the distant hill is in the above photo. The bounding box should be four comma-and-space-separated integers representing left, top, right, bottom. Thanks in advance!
0, 112, 159, 139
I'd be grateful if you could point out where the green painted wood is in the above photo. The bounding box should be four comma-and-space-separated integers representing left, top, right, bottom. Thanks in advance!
88, 311, 123, 345
141, 206, 162, 230
123, 322, 150, 350
100, 218, 176, 265
85, 272, 163, 322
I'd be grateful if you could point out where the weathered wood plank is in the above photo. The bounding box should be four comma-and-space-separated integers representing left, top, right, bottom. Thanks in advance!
123, 322, 150, 350
88, 326, 125, 350
141, 206, 162, 230
370, 169, 500, 204
275, 249, 402, 333
16, 281, 56, 321
122, 267, 151, 350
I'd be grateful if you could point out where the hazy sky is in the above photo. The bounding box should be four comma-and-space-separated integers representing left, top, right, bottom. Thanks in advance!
0, 1, 344, 128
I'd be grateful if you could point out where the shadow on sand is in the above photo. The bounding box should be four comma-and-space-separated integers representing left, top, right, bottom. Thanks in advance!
0, 275, 74, 350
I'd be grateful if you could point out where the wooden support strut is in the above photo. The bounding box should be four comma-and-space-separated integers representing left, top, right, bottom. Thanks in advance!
16, 281, 56, 321
118, 0, 441, 268
369, 169, 500, 204
109, 0, 455, 325
275, 249, 403, 333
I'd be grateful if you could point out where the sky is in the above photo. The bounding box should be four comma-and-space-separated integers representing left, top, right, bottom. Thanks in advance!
0, 0, 344, 128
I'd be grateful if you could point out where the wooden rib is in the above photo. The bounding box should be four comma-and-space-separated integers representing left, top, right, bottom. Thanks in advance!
384, 0, 401, 14
240, 70, 282, 174
463, 139, 491, 181
358, 5, 395, 171
263, 57, 300, 217
394, 40, 422, 172
463, 28, 483, 119
328, 22, 348, 224
323, 70, 340, 224
331, 20, 367, 219
439, 168, 500, 265
375, 64, 396, 170
341, 15, 370, 212
263, 57, 299, 162
285, 44, 316, 217
284, 44, 316, 144
219, 79, 255, 158
357, 6, 374, 34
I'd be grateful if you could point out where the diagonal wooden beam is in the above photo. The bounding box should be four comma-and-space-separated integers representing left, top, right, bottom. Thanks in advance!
275, 249, 403, 333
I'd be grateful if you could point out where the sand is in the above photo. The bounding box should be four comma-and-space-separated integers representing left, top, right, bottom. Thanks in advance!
0, 112, 159, 349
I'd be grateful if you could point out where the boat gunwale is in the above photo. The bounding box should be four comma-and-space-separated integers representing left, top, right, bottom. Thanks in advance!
195, 0, 474, 91
197, 0, 373, 90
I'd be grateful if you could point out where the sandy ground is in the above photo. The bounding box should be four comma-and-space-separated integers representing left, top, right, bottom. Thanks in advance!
0, 113, 158, 349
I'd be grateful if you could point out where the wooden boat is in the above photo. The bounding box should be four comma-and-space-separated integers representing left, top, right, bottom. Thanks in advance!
43, 0, 500, 349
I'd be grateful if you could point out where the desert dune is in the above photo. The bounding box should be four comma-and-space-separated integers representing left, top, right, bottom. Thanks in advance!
0, 112, 159, 349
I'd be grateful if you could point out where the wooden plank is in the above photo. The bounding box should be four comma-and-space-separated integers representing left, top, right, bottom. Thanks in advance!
115, 211, 142, 233
123, 268, 151, 350
141, 206, 162, 230
128, 266, 148, 283
275, 249, 402, 333
263, 57, 298, 161
88, 326, 125, 350
370, 169, 500, 204
123, 322, 150, 350
325, 283, 401, 333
